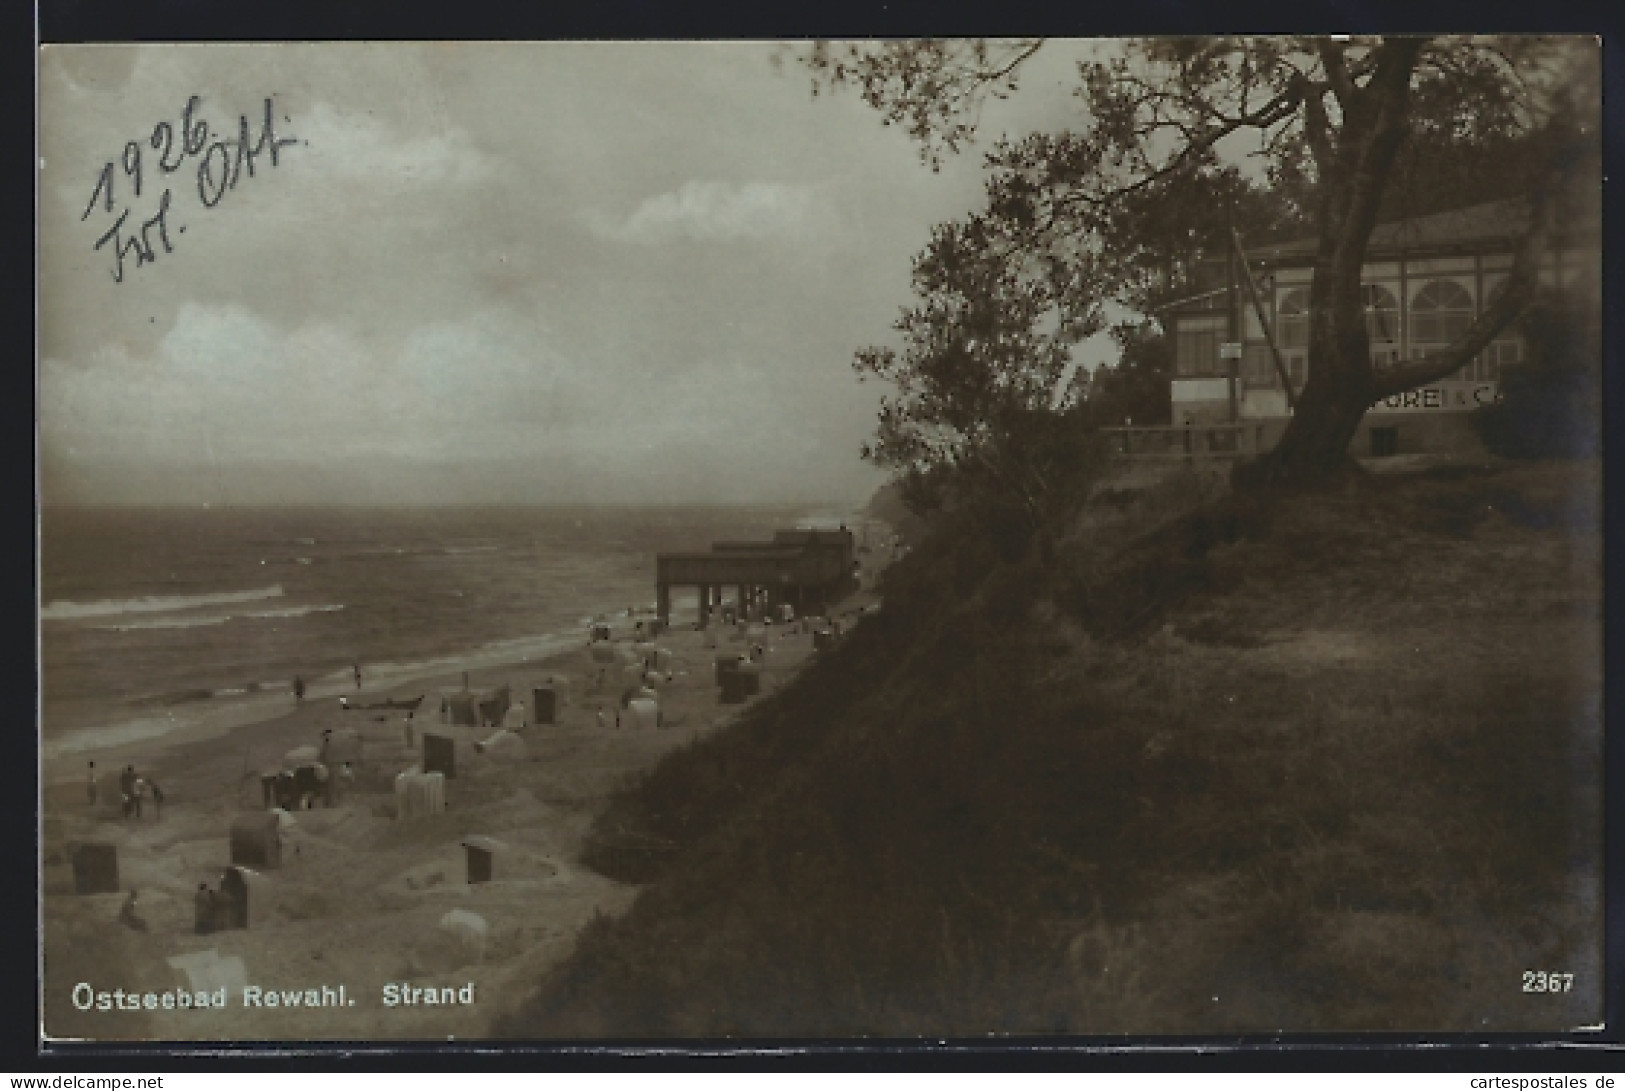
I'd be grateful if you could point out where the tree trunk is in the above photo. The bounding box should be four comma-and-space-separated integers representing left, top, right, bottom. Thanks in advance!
1240, 39, 1422, 491
1257, 324, 1372, 482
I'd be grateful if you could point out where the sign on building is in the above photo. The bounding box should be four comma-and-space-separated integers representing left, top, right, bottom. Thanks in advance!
1218, 342, 1243, 360
1371, 381, 1500, 414
1171, 378, 1231, 404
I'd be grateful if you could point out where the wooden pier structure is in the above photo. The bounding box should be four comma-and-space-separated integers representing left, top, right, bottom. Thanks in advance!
656, 528, 857, 627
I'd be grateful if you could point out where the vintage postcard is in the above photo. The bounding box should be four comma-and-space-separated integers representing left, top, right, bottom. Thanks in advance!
38, 39, 1604, 1044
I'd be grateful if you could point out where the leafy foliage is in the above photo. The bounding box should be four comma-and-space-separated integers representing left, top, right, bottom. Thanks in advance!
1084, 322, 1172, 428
1471, 298, 1601, 459
856, 204, 1100, 475
1095, 168, 1300, 313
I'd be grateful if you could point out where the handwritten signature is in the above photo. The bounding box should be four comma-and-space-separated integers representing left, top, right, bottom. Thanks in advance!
80, 96, 299, 284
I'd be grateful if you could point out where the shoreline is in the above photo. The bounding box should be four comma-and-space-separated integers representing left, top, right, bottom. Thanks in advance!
41, 605, 679, 786
41, 621, 622, 781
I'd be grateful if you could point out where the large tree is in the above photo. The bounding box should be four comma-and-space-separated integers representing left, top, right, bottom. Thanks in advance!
807, 36, 1597, 487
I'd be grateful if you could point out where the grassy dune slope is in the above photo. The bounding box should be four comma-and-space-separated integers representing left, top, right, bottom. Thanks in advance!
496, 461, 1602, 1037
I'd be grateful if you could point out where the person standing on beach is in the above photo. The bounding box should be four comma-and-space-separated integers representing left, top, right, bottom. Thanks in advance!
119, 889, 148, 932
403, 711, 415, 749
119, 765, 139, 819
294, 675, 306, 704
86, 761, 98, 807
146, 777, 164, 821
354, 662, 363, 690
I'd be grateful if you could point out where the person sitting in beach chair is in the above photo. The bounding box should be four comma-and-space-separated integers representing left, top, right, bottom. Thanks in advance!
132, 778, 152, 821
194, 883, 217, 935
214, 878, 242, 931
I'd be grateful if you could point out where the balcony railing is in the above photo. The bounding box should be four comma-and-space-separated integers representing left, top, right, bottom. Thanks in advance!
1100, 423, 1269, 461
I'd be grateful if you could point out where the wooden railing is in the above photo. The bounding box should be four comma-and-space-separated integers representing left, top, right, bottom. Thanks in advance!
1100, 423, 1269, 461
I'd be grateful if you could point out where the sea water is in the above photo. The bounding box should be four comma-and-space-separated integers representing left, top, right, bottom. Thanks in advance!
40, 504, 850, 759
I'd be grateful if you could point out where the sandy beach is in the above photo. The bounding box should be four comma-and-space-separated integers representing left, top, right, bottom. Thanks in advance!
41, 564, 887, 1041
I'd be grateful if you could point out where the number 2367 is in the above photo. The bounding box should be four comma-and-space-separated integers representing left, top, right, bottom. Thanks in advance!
1523, 971, 1574, 993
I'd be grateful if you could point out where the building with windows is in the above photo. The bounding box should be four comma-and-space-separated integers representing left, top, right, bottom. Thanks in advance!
1161, 198, 1599, 457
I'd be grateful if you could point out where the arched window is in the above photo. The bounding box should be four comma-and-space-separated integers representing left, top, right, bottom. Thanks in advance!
1273, 287, 1309, 387
1277, 288, 1309, 350
1409, 279, 1474, 348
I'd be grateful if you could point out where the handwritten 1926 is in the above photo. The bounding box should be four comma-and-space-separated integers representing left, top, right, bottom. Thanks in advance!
80, 96, 299, 284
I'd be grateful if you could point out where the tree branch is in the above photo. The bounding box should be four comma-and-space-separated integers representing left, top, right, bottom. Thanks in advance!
978, 39, 1046, 86
1300, 80, 1335, 174
1318, 39, 1357, 113
1043, 81, 1305, 218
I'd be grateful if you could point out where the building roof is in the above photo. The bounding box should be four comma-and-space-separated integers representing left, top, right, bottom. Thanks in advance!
1249, 198, 1527, 262
1248, 194, 1598, 265
662, 547, 808, 561
711, 540, 805, 552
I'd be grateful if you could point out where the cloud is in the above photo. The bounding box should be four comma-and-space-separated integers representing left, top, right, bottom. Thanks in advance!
39, 300, 791, 479
587, 180, 839, 245
39, 302, 569, 469
42, 46, 139, 95
293, 101, 503, 188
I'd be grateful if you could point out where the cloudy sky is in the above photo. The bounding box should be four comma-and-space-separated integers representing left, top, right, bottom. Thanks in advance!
39, 41, 1102, 506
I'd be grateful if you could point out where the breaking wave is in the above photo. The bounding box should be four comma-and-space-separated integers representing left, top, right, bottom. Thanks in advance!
93, 603, 344, 632
42, 585, 286, 622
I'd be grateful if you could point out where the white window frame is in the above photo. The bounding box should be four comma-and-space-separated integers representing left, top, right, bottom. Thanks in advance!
1277, 287, 1309, 352
1408, 278, 1475, 365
